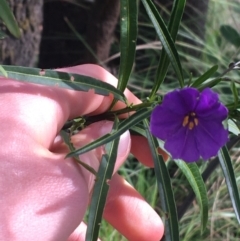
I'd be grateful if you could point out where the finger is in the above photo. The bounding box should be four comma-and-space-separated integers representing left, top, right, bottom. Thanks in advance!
52, 120, 131, 192
130, 135, 169, 167
57, 64, 117, 116
103, 174, 164, 241
58, 64, 142, 116
67, 222, 101, 241
0, 64, 141, 149
0, 120, 130, 240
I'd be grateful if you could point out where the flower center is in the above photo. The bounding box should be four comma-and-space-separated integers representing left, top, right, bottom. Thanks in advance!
182, 112, 199, 130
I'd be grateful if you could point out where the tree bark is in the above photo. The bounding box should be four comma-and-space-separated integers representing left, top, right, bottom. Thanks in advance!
84, 0, 120, 64
0, 0, 43, 67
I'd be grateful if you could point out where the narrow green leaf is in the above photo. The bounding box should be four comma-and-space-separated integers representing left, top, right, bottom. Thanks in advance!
60, 130, 75, 153
191, 65, 218, 88
220, 25, 240, 48
218, 146, 240, 223
86, 120, 120, 241
142, 0, 184, 100
168, 0, 186, 40
226, 103, 240, 110
118, 0, 138, 92
60, 130, 97, 175
228, 119, 240, 136
0, 65, 126, 103
130, 124, 147, 137
231, 80, 239, 107
144, 119, 179, 241
0, 65, 8, 77
0, 0, 21, 38
198, 77, 223, 91
67, 108, 152, 157
151, 0, 186, 98
175, 161, 208, 233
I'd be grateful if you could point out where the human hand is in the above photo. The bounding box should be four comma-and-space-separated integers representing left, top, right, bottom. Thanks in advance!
0, 64, 165, 241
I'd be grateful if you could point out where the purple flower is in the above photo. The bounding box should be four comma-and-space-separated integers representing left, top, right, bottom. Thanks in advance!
150, 87, 228, 162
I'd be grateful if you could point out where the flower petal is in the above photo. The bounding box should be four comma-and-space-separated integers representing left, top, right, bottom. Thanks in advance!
150, 105, 183, 140
197, 102, 228, 121
195, 88, 228, 121
162, 88, 199, 115
150, 87, 229, 162
164, 127, 200, 162
195, 119, 229, 159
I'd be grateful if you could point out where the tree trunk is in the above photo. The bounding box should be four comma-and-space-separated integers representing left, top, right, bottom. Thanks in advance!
0, 0, 43, 67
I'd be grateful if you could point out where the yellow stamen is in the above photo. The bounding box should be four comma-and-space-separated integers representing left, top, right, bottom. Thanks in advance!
182, 115, 189, 127
188, 122, 194, 130
183, 112, 198, 130
194, 118, 199, 126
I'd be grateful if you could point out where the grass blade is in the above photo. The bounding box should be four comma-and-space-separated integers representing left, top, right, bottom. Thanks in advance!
86, 120, 120, 241
175, 161, 208, 233
218, 146, 240, 223
0, 65, 126, 103
0, 0, 21, 38
144, 119, 179, 241
67, 108, 152, 157
118, 0, 138, 92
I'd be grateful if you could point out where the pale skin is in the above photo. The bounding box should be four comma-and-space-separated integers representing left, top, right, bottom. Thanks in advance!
0, 64, 166, 241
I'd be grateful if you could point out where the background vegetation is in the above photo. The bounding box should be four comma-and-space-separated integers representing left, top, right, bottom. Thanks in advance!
1, 0, 240, 240
97, 1, 240, 240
